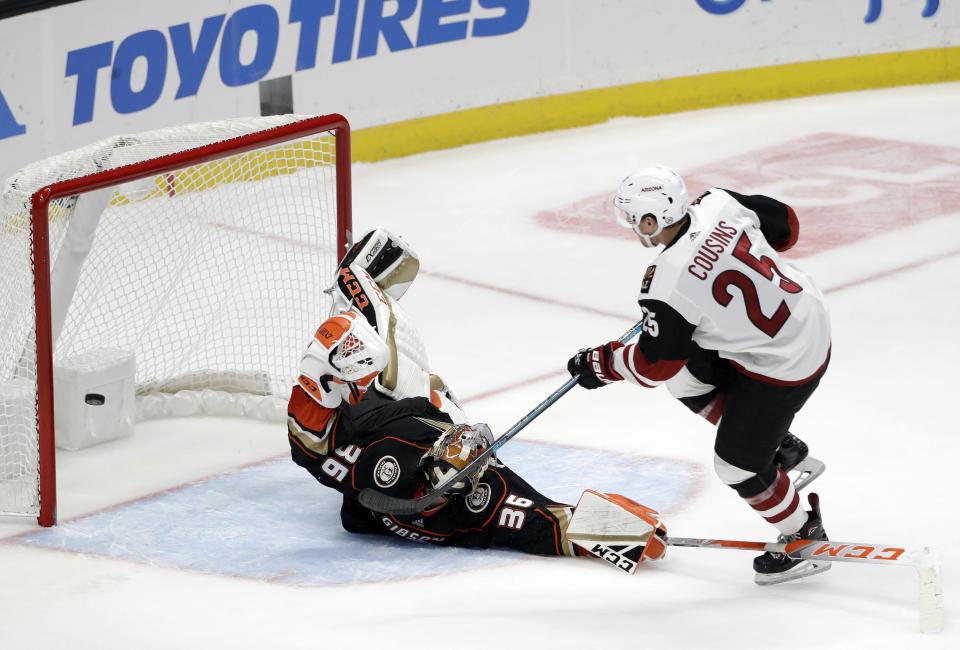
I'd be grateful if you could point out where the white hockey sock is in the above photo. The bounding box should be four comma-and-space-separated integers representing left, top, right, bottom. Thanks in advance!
744, 468, 807, 536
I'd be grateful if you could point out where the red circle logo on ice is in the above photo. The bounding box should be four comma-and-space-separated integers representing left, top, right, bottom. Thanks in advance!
534, 134, 960, 257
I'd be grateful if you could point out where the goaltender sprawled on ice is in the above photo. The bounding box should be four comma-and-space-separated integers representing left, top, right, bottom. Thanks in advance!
285, 228, 667, 573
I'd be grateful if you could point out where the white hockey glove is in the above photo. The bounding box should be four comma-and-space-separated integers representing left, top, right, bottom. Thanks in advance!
297, 311, 390, 409
420, 423, 494, 496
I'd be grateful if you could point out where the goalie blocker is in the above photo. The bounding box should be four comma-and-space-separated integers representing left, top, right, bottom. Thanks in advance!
566, 490, 668, 574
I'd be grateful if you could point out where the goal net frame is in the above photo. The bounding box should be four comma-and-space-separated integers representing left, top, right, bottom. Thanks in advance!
5, 113, 352, 527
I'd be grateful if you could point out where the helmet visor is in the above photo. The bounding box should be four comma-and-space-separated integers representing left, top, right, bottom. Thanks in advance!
613, 204, 639, 229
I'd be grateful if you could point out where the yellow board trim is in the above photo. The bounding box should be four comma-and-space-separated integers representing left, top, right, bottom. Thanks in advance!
352, 45, 960, 162
112, 137, 337, 206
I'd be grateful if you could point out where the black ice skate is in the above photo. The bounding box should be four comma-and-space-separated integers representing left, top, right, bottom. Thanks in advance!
753, 493, 831, 586
775, 433, 825, 490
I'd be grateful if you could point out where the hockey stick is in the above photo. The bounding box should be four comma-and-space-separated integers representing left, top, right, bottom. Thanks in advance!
666, 536, 944, 634
357, 319, 646, 515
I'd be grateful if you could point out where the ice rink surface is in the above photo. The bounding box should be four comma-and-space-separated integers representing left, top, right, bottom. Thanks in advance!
2, 82, 959, 648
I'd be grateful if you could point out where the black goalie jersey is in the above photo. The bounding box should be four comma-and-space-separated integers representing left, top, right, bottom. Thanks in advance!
287, 387, 577, 557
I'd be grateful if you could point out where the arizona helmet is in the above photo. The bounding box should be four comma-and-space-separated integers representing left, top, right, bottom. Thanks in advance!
613, 165, 689, 247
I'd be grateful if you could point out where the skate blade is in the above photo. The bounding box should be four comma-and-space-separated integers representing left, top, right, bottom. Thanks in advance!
754, 560, 831, 586
789, 457, 825, 491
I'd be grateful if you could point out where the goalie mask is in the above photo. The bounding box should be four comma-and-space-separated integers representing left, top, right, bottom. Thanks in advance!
420, 423, 494, 496
613, 165, 688, 248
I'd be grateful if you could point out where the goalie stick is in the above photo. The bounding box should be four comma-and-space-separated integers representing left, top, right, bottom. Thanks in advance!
666, 535, 944, 634
357, 319, 646, 515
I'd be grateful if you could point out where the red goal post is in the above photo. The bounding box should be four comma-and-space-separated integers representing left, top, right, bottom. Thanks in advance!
1, 114, 352, 526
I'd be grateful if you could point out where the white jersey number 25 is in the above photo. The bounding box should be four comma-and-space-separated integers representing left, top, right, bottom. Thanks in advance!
712, 232, 802, 338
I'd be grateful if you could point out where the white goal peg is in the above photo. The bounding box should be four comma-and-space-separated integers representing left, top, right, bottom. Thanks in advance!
915, 548, 944, 634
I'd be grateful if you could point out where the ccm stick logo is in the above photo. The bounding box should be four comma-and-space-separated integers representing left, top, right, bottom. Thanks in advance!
590, 543, 638, 573
789, 541, 906, 561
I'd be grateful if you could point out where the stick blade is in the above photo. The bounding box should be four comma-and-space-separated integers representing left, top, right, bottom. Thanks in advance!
357, 487, 430, 515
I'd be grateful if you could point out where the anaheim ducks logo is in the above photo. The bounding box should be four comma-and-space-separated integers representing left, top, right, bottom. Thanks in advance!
374, 455, 400, 488
465, 482, 491, 513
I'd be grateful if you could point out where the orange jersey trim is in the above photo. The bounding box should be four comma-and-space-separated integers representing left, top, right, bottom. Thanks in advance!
288, 385, 337, 433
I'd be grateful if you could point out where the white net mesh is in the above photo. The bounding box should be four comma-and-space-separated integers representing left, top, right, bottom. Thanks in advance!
0, 115, 347, 518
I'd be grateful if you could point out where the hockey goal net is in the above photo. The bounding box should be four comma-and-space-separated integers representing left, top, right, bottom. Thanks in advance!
0, 114, 352, 526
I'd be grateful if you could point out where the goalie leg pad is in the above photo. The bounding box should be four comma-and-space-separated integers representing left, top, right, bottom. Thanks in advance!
565, 490, 668, 574
375, 297, 431, 399
332, 262, 432, 401
338, 228, 420, 300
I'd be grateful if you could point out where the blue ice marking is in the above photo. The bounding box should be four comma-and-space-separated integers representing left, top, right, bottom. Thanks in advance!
16, 441, 698, 585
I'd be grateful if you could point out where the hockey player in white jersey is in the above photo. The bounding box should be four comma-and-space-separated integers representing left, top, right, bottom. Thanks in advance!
567, 165, 832, 585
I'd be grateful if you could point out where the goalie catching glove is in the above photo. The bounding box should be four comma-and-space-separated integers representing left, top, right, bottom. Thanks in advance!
420, 423, 495, 497
567, 342, 625, 389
